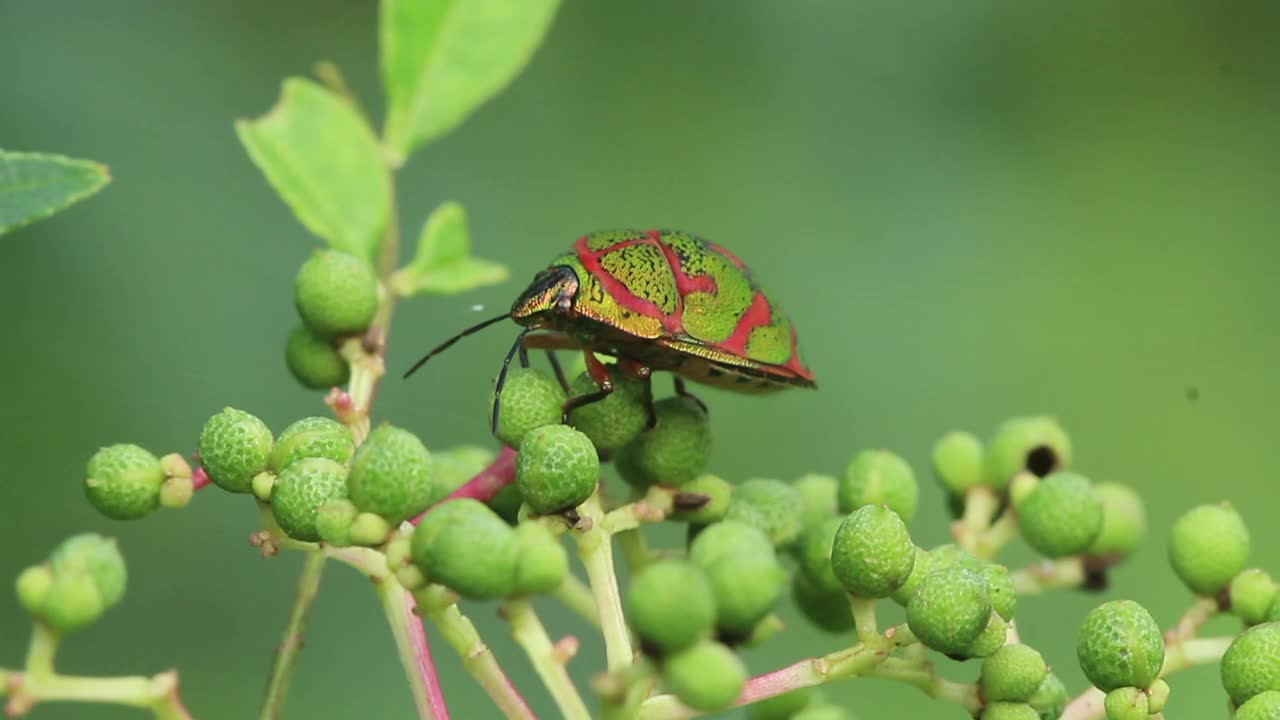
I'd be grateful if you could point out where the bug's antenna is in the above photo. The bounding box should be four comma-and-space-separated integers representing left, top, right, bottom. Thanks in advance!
492, 327, 533, 435
403, 313, 510, 379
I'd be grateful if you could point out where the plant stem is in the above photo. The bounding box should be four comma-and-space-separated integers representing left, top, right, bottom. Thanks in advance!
552, 573, 600, 628
24, 623, 57, 679
972, 511, 1019, 560
504, 598, 590, 720
574, 490, 633, 672
872, 657, 981, 714
1010, 557, 1086, 594
848, 596, 882, 649
420, 599, 537, 720
1165, 595, 1218, 643
378, 578, 450, 720
259, 550, 327, 720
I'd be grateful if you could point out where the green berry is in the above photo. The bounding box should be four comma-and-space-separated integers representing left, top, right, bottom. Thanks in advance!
270, 458, 349, 541
792, 473, 839, 526
42, 570, 106, 632
983, 562, 1017, 621
294, 249, 378, 337
1027, 673, 1068, 720
197, 408, 274, 493
347, 425, 434, 523
933, 431, 985, 495
50, 534, 126, 607
985, 416, 1072, 488
516, 425, 599, 514
1146, 679, 1169, 713
615, 396, 710, 488
705, 551, 787, 637
661, 641, 746, 712
1076, 600, 1164, 692
566, 369, 648, 450
890, 545, 933, 607
1169, 502, 1250, 596
1222, 622, 1280, 705
1237, 690, 1280, 720
626, 560, 716, 654
252, 471, 276, 501
930, 543, 983, 571
84, 444, 165, 519
963, 613, 1009, 659
723, 478, 805, 547
315, 498, 357, 546
159, 475, 194, 509
1102, 687, 1148, 720
494, 369, 566, 449
980, 703, 1039, 720
1231, 569, 1278, 626
1018, 472, 1103, 558
839, 450, 919, 523
511, 523, 568, 595
411, 499, 516, 599
670, 474, 733, 524
16, 565, 53, 616
907, 567, 992, 655
349, 512, 392, 546
792, 570, 854, 633
1087, 483, 1146, 558
982, 644, 1049, 702
285, 324, 349, 389
747, 688, 813, 720
689, 521, 774, 570
269, 416, 354, 473
795, 517, 844, 595
831, 505, 915, 598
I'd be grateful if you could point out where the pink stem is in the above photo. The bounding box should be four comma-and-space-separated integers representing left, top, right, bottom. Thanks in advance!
411, 446, 518, 524
404, 591, 451, 720
191, 466, 212, 491
735, 661, 818, 705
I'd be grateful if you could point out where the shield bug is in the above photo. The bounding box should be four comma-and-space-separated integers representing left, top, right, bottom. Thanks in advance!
405, 229, 815, 432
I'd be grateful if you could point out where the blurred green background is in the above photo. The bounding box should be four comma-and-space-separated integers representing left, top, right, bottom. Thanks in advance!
3, 1, 1278, 718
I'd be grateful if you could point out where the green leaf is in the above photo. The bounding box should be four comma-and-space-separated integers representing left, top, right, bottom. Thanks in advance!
235, 78, 391, 261
380, 0, 560, 163
0, 150, 110, 236
391, 201, 509, 296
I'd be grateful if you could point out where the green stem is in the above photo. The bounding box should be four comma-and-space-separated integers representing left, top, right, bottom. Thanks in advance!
504, 598, 591, 720
574, 491, 634, 672
259, 551, 327, 720
377, 578, 446, 720
421, 600, 536, 720
1010, 556, 1086, 594
848, 596, 883, 649
972, 511, 1019, 561
24, 623, 58, 679
552, 573, 600, 627
873, 657, 981, 714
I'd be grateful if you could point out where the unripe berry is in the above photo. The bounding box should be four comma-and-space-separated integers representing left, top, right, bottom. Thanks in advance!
16, 565, 53, 616
198, 408, 274, 493
1076, 600, 1164, 692
932, 431, 984, 495
347, 425, 435, 523
494, 369, 566, 449
661, 641, 746, 712
511, 523, 568, 595
670, 474, 732, 525
1086, 483, 1146, 558
51, 534, 126, 607
1018, 472, 1103, 558
411, 499, 516, 599
795, 517, 844, 595
984, 562, 1017, 621
615, 397, 710, 488
724, 478, 805, 548
980, 703, 1039, 720
792, 473, 839, 526
349, 512, 392, 546
890, 545, 932, 607
1231, 569, 1278, 626
626, 560, 716, 655
270, 416, 354, 473
792, 571, 854, 633
689, 521, 774, 570
42, 571, 105, 632
705, 552, 786, 638
285, 324, 349, 389
316, 498, 357, 546
1237, 691, 1280, 720
516, 425, 599, 514
831, 505, 915, 598
985, 416, 1072, 489
1169, 502, 1250, 596
85, 444, 165, 519
270, 458, 349, 541
839, 450, 919, 523
159, 475, 194, 509
1027, 673, 1068, 720
963, 613, 1009, 659
1221, 622, 1280, 705
1102, 687, 1148, 720
747, 688, 813, 720
907, 567, 992, 655
982, 644, 1049, 702
566, 369, 648, 451
294, 249, 378, 338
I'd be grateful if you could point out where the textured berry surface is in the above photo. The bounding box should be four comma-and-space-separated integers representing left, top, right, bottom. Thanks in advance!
830, 504, 915, 598
269, 416, 354, 473
1237, 690, 1280, 720
1102, 687, 1148, 720
411, 499, 516, 599
1169, 502, 1250, 595
294, 249, 378, 337
723, 478, 805, 547
661, 641, 747, 711
907, 567, 991, 654
285, 324, 349, 389
1076, 599, 1164, 692
516, 424, 599, 513
1222, 623, 1280, 705
983, 562, 1017, 621
494, 369, 566, 449
792, 473, 839, 526
1026, 673, 1068, 720
980, 702, 1039, 720
1018, 472, 1103, 557
347, 425, 434, 522
839, 449, 919, 523
626, 560, 716, 655
932, 431, 985, 495
792, 570, 855, 632
511, 523, 568, 595
796, 517, 844, 595
198, 408, 274, 493
984, 416, 1072, 488
315, 498, 357, 546
85, 444, 165, 519
51, 534, 126, 607
270, 458, 349, 541
1086, 482, 1146, 558
670, 474, 732, 524
566, 369, 648, 450
963, 613, 1010, 659
981, 644, 1049, 702
615, 396, 710, 487
890, 545, 932, 607
1231, 569, 1278, 626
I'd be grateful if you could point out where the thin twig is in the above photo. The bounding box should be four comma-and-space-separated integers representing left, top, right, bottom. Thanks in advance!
259, 551, 327, 720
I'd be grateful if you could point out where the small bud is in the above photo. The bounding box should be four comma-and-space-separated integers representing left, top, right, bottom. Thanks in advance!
1018, 472, 1103, 558
625, 560, 716, 655
962, 613, 1009, 659
932, 431, 984, 495
615, 397, 711, 488
516, 425, 599, 514
907, 567, 991, 655
566, 368, 649, 451
348, 425, 435, 523
1026, 673, 1068, 720
270, 417, 354, 473
396, 564, 428, 591
670, 475, 733, 525
85, 444, 166, 520
1086, 483, 1146, 558
1221, 622, 1280, 706
494, 369, 566, 449
16, 565, 54, 616
1102, 687, 1148, 720
1145, 678, 1170, 713
984, 416, 1072, 489
983, 562, 1017, 621
1169, 502, 1250, 596
316, 499, 357, 546
349, 512, 392, 546
1076, 600, 1163, 692
661, 641, 746, 712
294, 249, 378, 338
980, 703, 1039, 720
252, 471, 277, 502
981, 644, 1049, 702
889, 545, 932, 607
831, 505, 915, 598
159, 475, 194, 508
285, 323, 350, 389
1008, 473, 1039, 509
1230, 569, 1278, 626
42, 571, 105, 632
384, 534, 412, 573
159, 453, 192, 479
723, 478, 805, 548
791, 473, 839, 526
270, 458, 349, 541
197, 408, 273, 493
840, 449, 919, 523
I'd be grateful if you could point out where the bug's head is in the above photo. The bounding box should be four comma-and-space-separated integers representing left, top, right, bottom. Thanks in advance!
510, 265, 580, 327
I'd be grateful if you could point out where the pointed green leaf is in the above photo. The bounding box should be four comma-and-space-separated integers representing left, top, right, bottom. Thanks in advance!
235, 78, 390, 260
391, 201, 509, 296
380, 0, 560, 163
0, 150, 110, 236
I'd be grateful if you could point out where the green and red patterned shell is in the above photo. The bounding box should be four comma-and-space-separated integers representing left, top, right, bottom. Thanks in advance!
516, 229, 815, 393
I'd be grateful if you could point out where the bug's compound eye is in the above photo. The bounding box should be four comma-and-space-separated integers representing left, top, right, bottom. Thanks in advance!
556, 294, 573, 314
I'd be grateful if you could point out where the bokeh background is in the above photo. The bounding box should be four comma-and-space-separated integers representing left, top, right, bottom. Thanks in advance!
3, 1, 1279, 718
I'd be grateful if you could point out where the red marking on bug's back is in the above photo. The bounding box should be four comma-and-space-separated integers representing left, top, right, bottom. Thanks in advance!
719, 291, 773, 356
705, 241, 748, 270
652, 230, 718, 296
574, 234, 674, 325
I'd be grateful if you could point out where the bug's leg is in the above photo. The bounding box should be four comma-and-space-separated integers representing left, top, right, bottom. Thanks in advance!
492, 328, 533, 436
518, 345, 530, 369
561, 351, 614, 423
545, 350, 570, 393
616, 358, 657, 429
673, 376, 709, 415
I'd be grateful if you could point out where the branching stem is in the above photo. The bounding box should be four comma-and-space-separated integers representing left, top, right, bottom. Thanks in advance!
504, 598, 590, 720
259, 550, 327, 720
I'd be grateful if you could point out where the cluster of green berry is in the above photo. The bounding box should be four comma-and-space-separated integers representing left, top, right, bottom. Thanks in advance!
285, 249, 380, 389
15, 534, 127, 633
